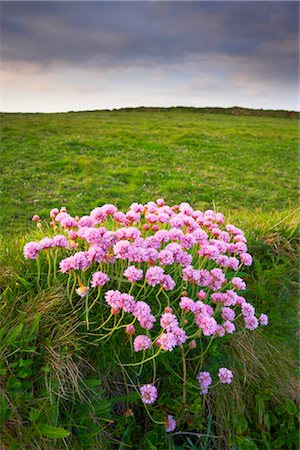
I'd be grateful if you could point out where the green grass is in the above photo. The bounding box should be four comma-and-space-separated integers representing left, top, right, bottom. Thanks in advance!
0, 108, 298, 234
0, 108, 299, 448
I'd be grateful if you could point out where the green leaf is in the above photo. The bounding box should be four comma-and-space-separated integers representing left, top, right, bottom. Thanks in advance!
29, 314, 41, 335
285, 399, 297, 415
0, 395, 10, 423
37, 423, 70, 439
273, 435, 286, 448
6, 323, 23, 345
29, 408, 41, 422
237, 437, 259, 450
234, 415, 248, 434
16, 275, 32, 289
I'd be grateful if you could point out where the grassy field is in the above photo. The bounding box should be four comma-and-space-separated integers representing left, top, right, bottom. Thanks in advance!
0, 108, 298, 234
0, 108, 299, 449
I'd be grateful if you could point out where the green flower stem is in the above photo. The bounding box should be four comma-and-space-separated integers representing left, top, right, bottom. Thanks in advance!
121, 347, 162, 367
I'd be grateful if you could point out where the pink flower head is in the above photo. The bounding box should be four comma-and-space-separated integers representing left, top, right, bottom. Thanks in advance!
124, 265, 143, 283
145, 266, 165, 286
113, 240, 132, 260
161, 274, 176, 291
120, 293, 136, 313
156, 198, 165, 206
140, 384, 158, 404
241, 302, 255, 317
189, 340, 196, 349
39, 237, 54, 249
24, 242, 41, 259
126, 324, 135, 335
90, 207, 107, 224
160, 312, 178, 332
105, 290, 122, 310
259, 313, 268, 326
172, 327, 187, 345
244, 315, 259, 330
232, 277, 246, 291
240, 252, 253, 266
179, 296, 194, 312
165, 415, 176, 432
228, 257, 240, 271
91, 271, 110, 288
223, 320, 236, 334
156, 332, 177, 351
50, 208, 59, 219
32, 214, 40, 222
221, 307, 236, 321
133, 335, 152, 352
53, 234, 69, 248
197, 371, 212, 394
197, 290, 207, 300
159, 249, 175, 266
218, 368, 233, 384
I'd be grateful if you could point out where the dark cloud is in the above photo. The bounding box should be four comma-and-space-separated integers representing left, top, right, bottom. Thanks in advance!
1, 1, 299, 111
2, 2, 298, 74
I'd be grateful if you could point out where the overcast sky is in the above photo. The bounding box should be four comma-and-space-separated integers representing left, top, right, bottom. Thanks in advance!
1, 1, 299, 112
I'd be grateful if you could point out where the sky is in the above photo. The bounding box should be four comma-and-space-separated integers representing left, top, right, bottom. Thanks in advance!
1, 1, 299, 112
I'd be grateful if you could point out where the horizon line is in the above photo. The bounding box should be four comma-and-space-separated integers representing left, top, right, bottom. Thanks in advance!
1, 105, 299, 114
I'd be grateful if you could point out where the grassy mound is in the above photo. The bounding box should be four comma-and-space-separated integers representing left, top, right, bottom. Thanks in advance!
0, 209, 298, 449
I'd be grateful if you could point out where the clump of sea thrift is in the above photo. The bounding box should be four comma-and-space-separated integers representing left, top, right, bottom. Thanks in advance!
23, 199, 268, 433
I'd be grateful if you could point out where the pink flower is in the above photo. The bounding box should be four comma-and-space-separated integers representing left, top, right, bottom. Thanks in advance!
133, 335, 152, 352
105, 290, 122, 310
240, 252, 253, 266
53, 234, 69, 247
244, 315, 259, 330
221, 307, 235, 321
197, 290, 207, 300
232, 277, 246, 291
242, 303, 255, 317
197, 371, 212, 394
91, 271, 110, 288
165, 415, 176, 432
179, 296, 194, 312
32, 214, 40, 222
156, 333, 177, 351
125, 324, 135, 335
259, 313, 268, 326
160, 312, 178, 332
145, 266, 165, 286
124, 265, 143, 283
223, 320, 236, 334
156, 198, 165, 206
172, 327, 187, 345
39, 237, 54, 249
120, 293, 136, 313
218, 368, 233, 384
189, 340, 196, 349
140, 384, 158, 404
161, 274, 175, 291
24, 242, 41, 259
113, 240, 132, 260
50, 208, 59, 219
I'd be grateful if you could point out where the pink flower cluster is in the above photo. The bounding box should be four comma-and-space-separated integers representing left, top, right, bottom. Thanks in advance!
24, 200, 269, 430
198, 367, 233, 394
